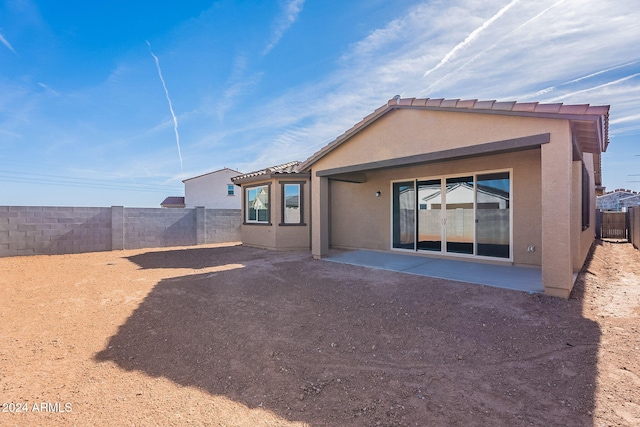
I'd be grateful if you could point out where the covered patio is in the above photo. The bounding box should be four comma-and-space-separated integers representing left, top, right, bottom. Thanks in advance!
326, 249, 544, 293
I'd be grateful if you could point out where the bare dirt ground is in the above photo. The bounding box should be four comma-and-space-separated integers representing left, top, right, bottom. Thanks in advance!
0, 240, 638, 426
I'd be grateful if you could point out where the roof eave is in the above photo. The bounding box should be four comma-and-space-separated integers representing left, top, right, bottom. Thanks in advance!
231, 171, 310, 185
182, 167, 244, 183
298, 103, 392, 171
299, 97, 611, 172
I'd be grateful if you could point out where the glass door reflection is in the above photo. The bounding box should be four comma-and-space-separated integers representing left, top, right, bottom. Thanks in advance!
476, 172, 510, 258
417, 179, 442, 251
392, 181, 415, 249
445, 176, 474, 255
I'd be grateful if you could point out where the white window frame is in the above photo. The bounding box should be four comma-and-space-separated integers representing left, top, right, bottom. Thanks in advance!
245, 184, 270, 224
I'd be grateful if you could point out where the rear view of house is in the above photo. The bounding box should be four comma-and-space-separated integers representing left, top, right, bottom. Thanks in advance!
233, 97, 610, 298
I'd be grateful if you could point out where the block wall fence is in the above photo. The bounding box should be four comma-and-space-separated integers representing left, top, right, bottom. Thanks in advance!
0, 206, 241, 258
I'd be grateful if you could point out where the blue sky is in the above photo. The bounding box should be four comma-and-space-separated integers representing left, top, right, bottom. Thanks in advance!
1, 0, 639, 207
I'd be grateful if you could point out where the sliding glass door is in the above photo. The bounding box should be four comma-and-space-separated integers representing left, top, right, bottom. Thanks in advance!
392, 182, 415, 249
417, 179, 442, 251
444, 176, 474, 255
392, 171, 511, 259
476, 172, 510, 258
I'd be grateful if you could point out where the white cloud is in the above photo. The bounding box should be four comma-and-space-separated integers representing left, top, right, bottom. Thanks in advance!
239, 0, 640, 173
216, 54, 263, 122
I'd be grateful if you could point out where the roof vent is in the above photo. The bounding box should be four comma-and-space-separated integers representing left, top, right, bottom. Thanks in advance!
393, 94, 401, 99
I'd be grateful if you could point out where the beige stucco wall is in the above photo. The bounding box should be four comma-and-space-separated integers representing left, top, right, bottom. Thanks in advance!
239, 177, 310, 251
329, 149, 542, 265
540, 125, 574, 297
240, 179, 276, 249
308, 107, 590, 296
274, 178, 310, 250
311, 108, 568, 253
316, 109, 559, 171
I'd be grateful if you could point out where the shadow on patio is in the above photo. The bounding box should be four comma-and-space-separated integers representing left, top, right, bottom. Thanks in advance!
95, 245, 600, 426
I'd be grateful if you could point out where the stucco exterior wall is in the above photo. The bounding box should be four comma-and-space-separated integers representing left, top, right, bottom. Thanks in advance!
540, 125, 574, 297
239, 177, 310, 250
307, 107, 591, 296
240, 179, 276, 249
328, 149, 542, 265
274, 178, 310, 250
311, 109, 568, 257
184, 169, 241, 209
315, 109, 561, 171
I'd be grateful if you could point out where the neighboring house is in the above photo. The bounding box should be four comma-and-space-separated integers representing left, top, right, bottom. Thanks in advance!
183, 168, 242, 209
233, 96, 610, 298
620, 194, 640, 210
160, 196, 185, 208
597, 189, 638, 211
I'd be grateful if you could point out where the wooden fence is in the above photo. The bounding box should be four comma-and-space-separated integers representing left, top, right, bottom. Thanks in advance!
630, 207, 640, 250
599, 211, 628, 240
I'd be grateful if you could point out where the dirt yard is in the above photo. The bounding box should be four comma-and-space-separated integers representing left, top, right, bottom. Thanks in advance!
0, 240, 638, 426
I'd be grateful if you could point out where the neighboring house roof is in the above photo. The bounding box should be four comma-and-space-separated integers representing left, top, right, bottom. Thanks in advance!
299, 96, 610, 172
182, 167, 243, 183
596, 190, 639, 210
619, 194, 640, 206
231, 161, 309, 184
160, 196, 185, 208
620, 194, 640, 200
597, 190, 636, 201
421, 182, 509, 203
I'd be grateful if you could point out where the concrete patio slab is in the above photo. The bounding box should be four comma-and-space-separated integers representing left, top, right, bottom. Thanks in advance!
326, 250, 544, 293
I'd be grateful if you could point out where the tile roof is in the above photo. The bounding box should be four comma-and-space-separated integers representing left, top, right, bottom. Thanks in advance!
299, 96, 610, 171
388, 97, 610, 116
160, 196, 185, 207
182, 167, 243, 183
230, 161, 301, 183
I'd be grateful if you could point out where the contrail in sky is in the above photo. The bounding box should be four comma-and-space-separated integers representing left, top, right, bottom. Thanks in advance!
263, 0, 305, 55
423, 0, 520, 78
547, 73, 640, 102
419, 0, 564, 95
520, 59, 640, 100
0, 32, 17, 55
146, 40, 183, 173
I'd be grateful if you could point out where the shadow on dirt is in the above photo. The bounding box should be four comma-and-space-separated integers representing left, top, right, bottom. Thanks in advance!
125, 244, 262, 270
96, 246, 600, 426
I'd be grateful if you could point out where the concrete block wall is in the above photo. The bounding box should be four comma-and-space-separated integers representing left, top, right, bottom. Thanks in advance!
123, 208, 193, 250
205, 209, 242, 243
0, 206, 111, 257
0, 206, 241, 258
